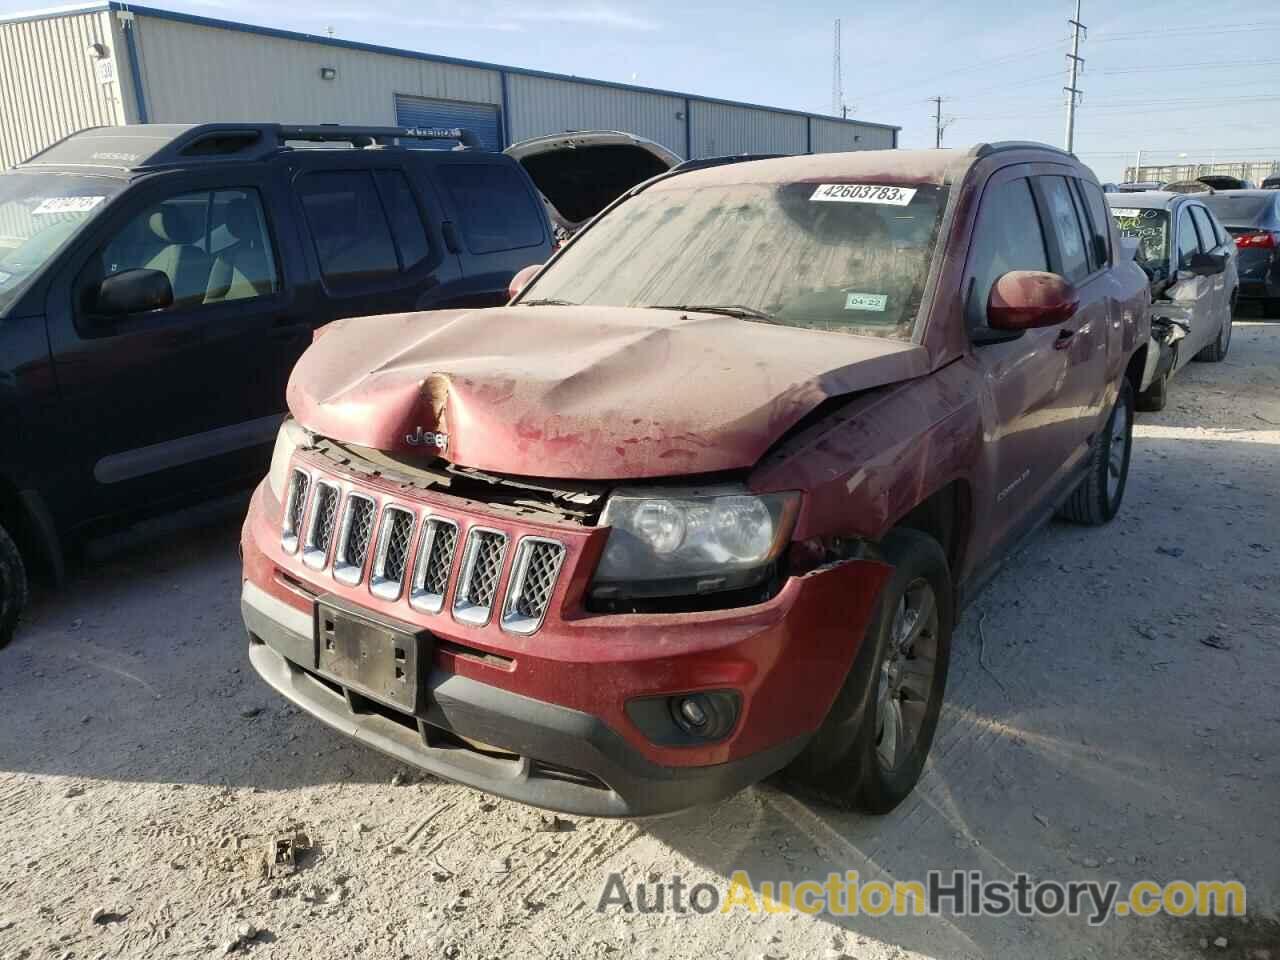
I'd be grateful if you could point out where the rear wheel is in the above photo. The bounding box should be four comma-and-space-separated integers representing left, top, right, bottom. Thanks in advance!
0, 523, 28, 650
785, 528, 952, 814
1057, 379, 1133, 525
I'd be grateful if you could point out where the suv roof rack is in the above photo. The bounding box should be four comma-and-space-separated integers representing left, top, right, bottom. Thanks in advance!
22, 122, 483, 172
967, 140, 1075, 160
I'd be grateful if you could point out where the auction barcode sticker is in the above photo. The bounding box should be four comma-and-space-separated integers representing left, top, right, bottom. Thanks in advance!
811, 183, 916, 206
32, 196, 106, 215
1111, 208, 1141, 217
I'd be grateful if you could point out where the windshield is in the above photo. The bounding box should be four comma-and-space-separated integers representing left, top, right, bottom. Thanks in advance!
1200, 193, 1277, 227
1110, 206, 1170, 278
523, 179, 948, 340
0, 172, 124, 314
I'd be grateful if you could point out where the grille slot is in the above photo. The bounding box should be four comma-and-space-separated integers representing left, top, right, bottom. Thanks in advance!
452, 528, 508, 627
501, 538, 565, 634
281, 469, 310, 554
302, 481, 341, 569
409, 517, 459, 614
333, 493, 377, 585
370, 506, 416, 601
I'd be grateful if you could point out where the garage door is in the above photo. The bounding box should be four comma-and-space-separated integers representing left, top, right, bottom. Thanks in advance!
394, 95, 503, 151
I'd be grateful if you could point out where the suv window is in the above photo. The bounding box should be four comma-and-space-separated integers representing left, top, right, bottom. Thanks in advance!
1038, 176, 1090, 283
1176, 207, 1201, 268
1189, 205, 1218, 250
965, 177, 1050, 332
297, 171, 399, 288
436, 162, 544, 254
373, 170, 431, 271
96, 188, 278, 311
1077, 179, 1111, 269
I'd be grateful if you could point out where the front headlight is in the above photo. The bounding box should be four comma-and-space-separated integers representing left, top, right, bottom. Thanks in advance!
266, 417, 312, 503
592, 488, 800, 601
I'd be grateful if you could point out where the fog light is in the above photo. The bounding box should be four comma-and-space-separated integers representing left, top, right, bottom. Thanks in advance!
678, 697, 707, 728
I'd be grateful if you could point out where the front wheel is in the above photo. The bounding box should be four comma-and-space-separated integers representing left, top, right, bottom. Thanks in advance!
1057, 379, 1134, 525
0, 523, 28, 650
785, 528, 952, 814
1136, 366, 1168, 412
1195, 309, 1232, 362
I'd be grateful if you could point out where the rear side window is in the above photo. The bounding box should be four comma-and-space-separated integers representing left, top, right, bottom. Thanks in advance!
296, 171, 398, 288
1190, 206, 1219, 250
1078, 180, 1111, 268
374, 170, 431, 271
436, 162, 544, 254
965, 177, 1050, 332
1038, 176, 1090, 283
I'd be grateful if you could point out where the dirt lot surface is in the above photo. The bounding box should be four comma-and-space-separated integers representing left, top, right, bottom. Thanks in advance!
2, 318, 1278, 960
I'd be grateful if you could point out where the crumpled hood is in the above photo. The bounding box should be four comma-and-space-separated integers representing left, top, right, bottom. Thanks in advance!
287, 306, 930, 479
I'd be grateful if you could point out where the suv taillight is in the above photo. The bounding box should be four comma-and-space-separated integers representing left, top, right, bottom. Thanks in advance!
1235, 231, 1277, 249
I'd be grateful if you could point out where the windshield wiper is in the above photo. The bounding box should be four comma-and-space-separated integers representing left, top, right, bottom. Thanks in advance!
648, 304, 780, 324
520, 298, 577, 307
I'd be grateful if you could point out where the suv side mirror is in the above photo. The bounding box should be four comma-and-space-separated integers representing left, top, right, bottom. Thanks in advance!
508, 263, 542, 302
987, 271, 1079, 331
96, 269, 174, 315
1187, 252, 1226, 277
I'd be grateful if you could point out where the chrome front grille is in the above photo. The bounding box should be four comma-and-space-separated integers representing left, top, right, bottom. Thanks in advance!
283, 472, 566, 633
281, 469, 310, 554
333, 493, 377, 585
501, 538, 566, 634
302, 481, 340, 569
370, 506, 415, 601
409, 517, 459, 614
452, 528, 508, 626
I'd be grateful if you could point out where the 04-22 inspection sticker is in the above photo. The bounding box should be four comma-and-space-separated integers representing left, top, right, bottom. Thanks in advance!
810, 183, 917, 206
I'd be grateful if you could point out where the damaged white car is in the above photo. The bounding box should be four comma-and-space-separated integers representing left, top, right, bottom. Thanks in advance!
1108, 192, 1238, 411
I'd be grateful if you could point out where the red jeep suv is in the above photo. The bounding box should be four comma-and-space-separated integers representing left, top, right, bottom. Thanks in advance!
240, 142, 1150, 817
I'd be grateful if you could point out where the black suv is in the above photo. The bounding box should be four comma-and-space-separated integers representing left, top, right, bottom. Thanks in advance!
0, 122, 557, 646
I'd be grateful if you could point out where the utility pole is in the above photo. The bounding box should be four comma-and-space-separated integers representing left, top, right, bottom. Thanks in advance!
1064, 0, 1085, 152
1134, 148, 1142, 181
930, 96, 946, 148
831, 19, 844, 118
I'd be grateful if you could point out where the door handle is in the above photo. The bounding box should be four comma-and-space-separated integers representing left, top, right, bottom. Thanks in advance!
1054, 328, 1077, 350
441, 220, 462, 254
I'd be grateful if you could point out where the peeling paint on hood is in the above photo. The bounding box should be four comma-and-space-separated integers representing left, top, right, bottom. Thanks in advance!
287, 306, 931, 480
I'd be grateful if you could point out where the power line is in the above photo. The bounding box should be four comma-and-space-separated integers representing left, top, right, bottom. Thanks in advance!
1101, 58, 1280, 75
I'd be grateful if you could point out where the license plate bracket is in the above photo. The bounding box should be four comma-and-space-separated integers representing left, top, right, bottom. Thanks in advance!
315, 598, 427, 713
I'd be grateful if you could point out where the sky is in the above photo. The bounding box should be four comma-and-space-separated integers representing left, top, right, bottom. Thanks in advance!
5, 0, 1278, 181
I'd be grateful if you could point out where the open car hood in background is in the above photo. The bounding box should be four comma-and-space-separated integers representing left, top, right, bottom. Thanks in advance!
505, 131, 681, 232
288, 306, 931, 480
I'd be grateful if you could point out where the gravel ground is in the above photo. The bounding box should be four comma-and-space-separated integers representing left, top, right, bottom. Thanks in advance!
2, 318, 1277, 960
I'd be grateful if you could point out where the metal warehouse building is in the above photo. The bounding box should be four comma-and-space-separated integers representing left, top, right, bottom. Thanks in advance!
0, 2, 899, 171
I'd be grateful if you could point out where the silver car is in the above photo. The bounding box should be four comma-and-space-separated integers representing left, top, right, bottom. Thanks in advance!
1107, 191, 1238, 411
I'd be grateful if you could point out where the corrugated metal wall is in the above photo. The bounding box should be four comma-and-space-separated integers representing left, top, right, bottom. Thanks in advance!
506, 74, 686, 155
130, 16, 502, 126
689, 101, 805, 158
1126, 160, 1280, 185
810, 117, 895, 153
0, 10, 125, 170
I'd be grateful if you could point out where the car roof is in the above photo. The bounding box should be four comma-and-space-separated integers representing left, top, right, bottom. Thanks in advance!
645, 141, 1078, 191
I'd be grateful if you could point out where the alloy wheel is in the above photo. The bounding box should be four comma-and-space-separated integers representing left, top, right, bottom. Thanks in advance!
1106, 399, 1129, 505
875, 578, 940, 772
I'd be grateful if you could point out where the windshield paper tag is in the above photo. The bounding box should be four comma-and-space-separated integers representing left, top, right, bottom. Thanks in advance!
845, 292, 887, 312
32, 196, 106, 215
811, 184, 916, 206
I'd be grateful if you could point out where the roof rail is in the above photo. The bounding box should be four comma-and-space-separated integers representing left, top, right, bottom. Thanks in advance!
274, 125, 481, 150
968, 140, 1075, 160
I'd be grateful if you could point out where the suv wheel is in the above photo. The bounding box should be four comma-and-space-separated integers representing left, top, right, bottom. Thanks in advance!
785, 528, 952, 814
1058, 379, 1134, 525
0, 523, 28, 650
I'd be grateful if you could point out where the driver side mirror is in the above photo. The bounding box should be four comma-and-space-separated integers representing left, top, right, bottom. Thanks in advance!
507, 263, 542, 302
987, 270, 1079, 331
96, 268, 174, 315
1186, 252, 1226, 277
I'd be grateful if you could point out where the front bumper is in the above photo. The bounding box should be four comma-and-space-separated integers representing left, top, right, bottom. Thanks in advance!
244, 581, 807, 817
241, 467, 890, 817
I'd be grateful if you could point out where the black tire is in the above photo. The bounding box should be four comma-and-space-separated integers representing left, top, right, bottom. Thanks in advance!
1136, 367, 1168, 412
0, 523, 28, 650
1265, 298, 1280, 320
785, 528, 952, 814
1057, 379, 1134, 526
1195, 311, 1231, 363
